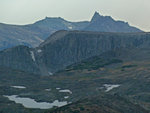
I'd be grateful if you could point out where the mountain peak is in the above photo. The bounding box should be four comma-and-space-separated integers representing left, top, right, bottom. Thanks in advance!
94, 11, 101, 16
91, 11, 114, 23
44, 16, 63, 20
91, 11, 101, 22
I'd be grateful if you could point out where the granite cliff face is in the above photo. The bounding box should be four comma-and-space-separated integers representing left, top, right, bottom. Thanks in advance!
0, 31, 149, 75
0, 12, 142, 50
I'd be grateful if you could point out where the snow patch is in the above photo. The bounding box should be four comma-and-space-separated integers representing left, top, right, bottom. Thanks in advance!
45, 89, 51, 91
11, 86, 26, 89
30, 51, 36, 61
64, 96, 69, 99
48, 72, 53, 75
103, 84, 120, 92
56, 88, 61, 90
59, 89, 72, 94
68, 26, 73, 29
3, 95, 67, 109
37, 49, 42, 53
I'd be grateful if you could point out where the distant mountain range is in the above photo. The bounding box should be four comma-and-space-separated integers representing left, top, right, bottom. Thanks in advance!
84, 12, 142, 32
0, 12, 142, 50
0, 30, 149, 76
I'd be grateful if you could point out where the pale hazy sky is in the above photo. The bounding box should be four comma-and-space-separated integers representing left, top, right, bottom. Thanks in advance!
0, 0, 150, 31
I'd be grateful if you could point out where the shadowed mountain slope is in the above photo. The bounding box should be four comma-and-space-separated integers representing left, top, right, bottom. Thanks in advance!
0, 31, 149, 75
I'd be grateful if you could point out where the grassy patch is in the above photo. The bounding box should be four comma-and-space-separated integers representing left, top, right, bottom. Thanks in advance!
66, 57, 122, 71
